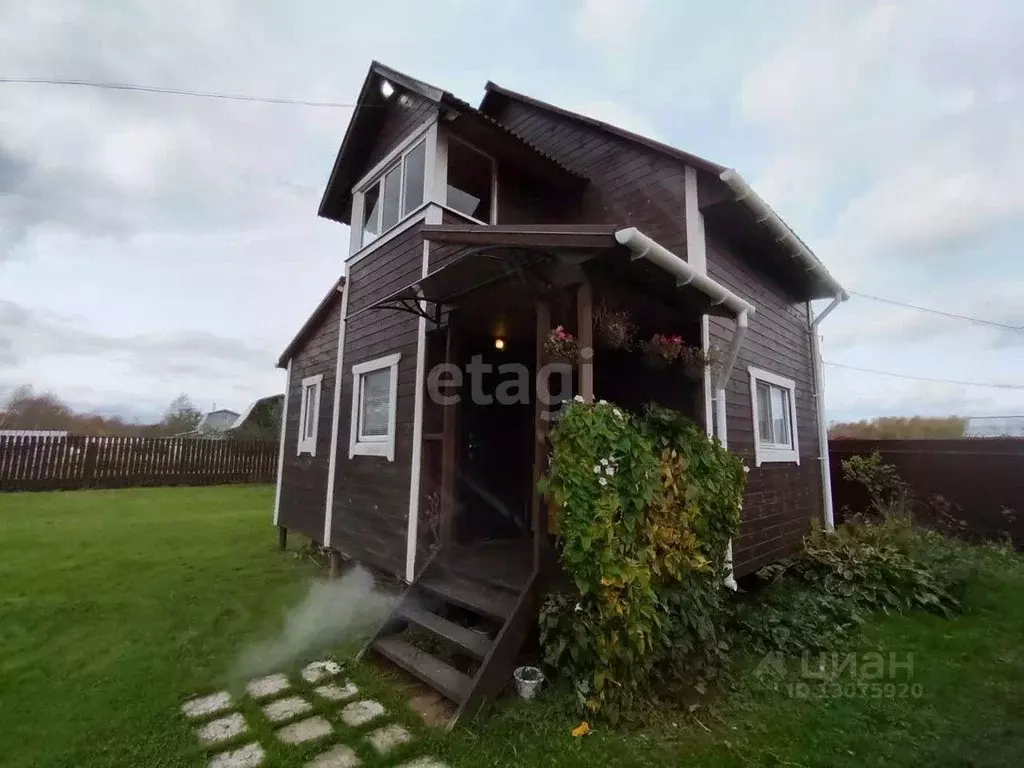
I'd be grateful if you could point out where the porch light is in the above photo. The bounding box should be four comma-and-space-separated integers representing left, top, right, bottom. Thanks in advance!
494, 337, 506, 351
379, 79, 395, 99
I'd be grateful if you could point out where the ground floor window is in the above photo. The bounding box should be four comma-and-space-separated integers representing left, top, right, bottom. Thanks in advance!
748, 366, 800, 465
349, 353, 401, 460
297, 374, 323, 456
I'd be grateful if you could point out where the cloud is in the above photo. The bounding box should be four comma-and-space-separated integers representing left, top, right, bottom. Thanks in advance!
573, 0, 649, 44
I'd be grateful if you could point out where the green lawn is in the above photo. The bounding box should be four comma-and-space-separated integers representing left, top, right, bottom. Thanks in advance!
1, 486, 1021, 767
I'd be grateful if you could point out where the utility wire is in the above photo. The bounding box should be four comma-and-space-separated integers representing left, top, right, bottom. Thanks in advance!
824, 361, 1024, 390
848, 290, 1022, 330
0, 77, 359, 108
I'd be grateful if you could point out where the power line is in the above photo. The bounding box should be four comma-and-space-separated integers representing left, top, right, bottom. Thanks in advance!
824, 361, 1024, 390
849, 290, 1022, 330
0, 77, 359, 108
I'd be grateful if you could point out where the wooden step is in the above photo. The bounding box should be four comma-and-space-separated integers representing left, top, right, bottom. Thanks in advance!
419, 577, 517, 622
400, 603, 492, 659
372, 635, 472, 704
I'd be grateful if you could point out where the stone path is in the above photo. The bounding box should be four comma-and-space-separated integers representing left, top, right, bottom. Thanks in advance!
180, 658, 450, 767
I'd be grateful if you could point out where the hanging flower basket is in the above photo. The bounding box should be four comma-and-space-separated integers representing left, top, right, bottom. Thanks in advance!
544, 326, 579, 362
640, 334, 684, 368
594, 303, 636, 350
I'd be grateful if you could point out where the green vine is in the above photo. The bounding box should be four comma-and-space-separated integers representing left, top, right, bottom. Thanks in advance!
538, 400, 745, 721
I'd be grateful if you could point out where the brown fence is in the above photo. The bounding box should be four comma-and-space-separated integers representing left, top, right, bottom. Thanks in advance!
0, 435, 278, 492
829, 438, 1024, 547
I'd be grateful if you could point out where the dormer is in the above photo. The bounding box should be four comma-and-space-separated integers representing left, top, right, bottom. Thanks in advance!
318, 62, 586, 259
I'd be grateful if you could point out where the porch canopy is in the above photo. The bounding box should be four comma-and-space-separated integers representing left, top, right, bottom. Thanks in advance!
349, 223, 754, 323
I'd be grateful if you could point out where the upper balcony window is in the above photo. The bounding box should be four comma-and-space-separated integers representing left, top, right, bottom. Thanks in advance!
446, 139, 494, 222
360, 139, 427, 247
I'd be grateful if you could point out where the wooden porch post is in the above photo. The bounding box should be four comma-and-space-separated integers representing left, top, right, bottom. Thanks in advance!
532, 299, 552, 572
439, 318, 460, 570
577, 280, 595, 403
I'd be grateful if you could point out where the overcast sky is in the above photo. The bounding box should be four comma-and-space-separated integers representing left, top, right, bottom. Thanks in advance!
1, 0, 1021, 423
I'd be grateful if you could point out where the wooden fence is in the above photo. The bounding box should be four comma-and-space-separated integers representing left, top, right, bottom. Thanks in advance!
829, 438, 1024, 547
0, 435, 278, 492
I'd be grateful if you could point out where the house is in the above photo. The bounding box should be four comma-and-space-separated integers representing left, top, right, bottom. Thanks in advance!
195, 409, 241, 437
273, 62, 847, 721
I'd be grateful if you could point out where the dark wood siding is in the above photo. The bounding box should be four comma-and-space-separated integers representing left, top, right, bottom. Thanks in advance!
330, 223, 426, 577
706, 237, 822, 576
489, 98, 824, 575
490, 102, 689, 252
362, 92, 436, 176
278, 293, 341, 542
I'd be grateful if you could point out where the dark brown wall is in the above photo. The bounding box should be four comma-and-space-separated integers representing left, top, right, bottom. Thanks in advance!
362, 91, 436, 175
278, 292, 341, 542
830, 439, 1024, 548
488, 101, 690, 251
706, 238, 821, 576
490, 98, 824, 575
330, 223, 425, 576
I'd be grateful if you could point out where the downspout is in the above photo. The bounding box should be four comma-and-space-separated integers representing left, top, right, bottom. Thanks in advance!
713, 310, 749, 591
810, 295, 846, 530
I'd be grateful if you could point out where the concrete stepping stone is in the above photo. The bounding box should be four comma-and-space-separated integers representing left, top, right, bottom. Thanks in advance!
263, 695, 312, 723
277, 715, 333, 744
340, 699, 385, 727
246, 673, 290, 700
301, 660, 342, 683
210, 741, 265, 768
366, 723, 413, 755
306, 744, 361, 767
197, 713, 247, 745
398, 759, 449, 768
315, 682, 358, 702
182, 691, 232, 719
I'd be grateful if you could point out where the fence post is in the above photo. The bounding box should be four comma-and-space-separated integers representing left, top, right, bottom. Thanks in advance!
82, 439, 98, 488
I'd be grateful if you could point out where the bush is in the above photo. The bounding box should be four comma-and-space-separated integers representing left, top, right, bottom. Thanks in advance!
538, 400, 745, 721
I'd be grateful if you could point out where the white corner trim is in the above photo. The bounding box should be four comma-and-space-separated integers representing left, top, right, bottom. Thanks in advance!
323, 282, 350, 546
404, 242, 431, 582
748, 365, 800, 467
297, 373, 324, 456
349, 352, 401, 461
273, 358, 292, 526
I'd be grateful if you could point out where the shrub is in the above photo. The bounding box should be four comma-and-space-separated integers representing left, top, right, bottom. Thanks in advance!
538, 400, 745, 721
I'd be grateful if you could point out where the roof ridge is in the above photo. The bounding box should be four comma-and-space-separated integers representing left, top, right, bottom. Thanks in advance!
480, 81, 727, 176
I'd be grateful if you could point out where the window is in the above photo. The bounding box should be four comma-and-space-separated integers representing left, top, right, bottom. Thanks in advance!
359, 139, 427, 247
446, 139, 494, 222
748, 366, 800, 466
349, 353, 401, 460
297, 374, 323, 456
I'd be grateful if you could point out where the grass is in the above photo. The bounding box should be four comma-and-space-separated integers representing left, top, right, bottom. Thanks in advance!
1, 486, 1022, 767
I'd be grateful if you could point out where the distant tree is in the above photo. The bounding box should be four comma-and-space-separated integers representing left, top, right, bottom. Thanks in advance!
0, 385, 152, 435
161, 394, 203, 436
829, 415, 967, 439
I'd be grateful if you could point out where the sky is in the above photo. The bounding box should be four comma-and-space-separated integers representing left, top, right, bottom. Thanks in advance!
1, 0, 1021, 424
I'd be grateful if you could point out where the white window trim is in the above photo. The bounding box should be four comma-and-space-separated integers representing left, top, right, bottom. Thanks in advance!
349, 353, 401, 460
748, 366, 800, 467
442, 133, 498, 224
297, 374, 323, 456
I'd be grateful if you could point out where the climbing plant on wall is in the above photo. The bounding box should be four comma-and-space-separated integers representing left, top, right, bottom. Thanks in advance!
538, 400, 746, 721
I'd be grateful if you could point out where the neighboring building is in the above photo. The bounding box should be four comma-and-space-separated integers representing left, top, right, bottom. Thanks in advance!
272, 62, 847, 721
196, 409, 241, 437
967, 416, 1024, 438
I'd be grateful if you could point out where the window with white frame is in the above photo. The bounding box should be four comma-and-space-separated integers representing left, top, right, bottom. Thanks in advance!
358, 139, 427, 248
349, 353, 401, 460
446, 138, 495, 222
297, 374, 323, 456
748, 366, 800, 466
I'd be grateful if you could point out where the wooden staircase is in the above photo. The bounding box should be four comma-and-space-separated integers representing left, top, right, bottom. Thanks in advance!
368, 559, 539, 727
